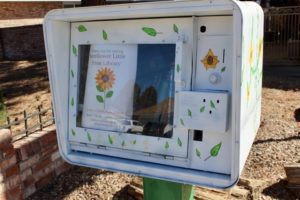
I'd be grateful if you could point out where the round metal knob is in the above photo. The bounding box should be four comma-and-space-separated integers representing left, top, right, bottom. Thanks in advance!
209, 73, 219, 84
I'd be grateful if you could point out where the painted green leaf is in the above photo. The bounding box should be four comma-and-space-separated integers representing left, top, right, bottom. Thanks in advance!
96, 85, 104, 92
196, 148, 201, 158
210, 142, 222, 157
142, 27, 157, 37
70, 97, 74, 107
72, 45, 77, 56
221, 66, 226, 72
200, 106, 205, 113
102, 30, 108, 40
180, 118, 184, 126
251, 66, 258, 75
71, 69, 74, 78
177, 138, 182, 147
132, 140, 137, 145
259, 71, 263, 79
188, 109, 192, 118
96, 95, 104, 103
165, 141, 170, 149
210, 100, 216, 109
176, 64, 181, 73
108, 135, 114, 144
250, 67, 254, 75
173, 24, 179, 34
78, 25, 87, 32
87, 132, 92, 142
106, 91, 113, 98
71, 129, 76, 136
121, 140, 125, 147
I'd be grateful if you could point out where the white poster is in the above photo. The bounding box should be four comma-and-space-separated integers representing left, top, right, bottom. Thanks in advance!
82, 44, 138, 132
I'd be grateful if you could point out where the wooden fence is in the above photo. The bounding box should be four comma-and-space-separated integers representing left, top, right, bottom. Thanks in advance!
0, 105, 55, 141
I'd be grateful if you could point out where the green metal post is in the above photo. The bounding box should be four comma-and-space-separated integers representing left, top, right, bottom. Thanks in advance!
143, 177, 194, 200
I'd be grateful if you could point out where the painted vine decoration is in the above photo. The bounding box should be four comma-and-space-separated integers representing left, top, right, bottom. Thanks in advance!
165, 141, 170, 149
87, 132, 92, 142
180, 118, 185, 126
176, 64, 181, 73
187, 109, 192, 118
177, 138, 182, 147
173, 24, 179, 34
131, 140, 137, 145
102, 30, 108, 40
179, 99, 220, 128
77, 25, 87, 32
71, 129, 76, 136
196, 148, 201, 158
195, 142, 222, 161
204, 142, 222, 161
108, 135, 115, 145
70, 97, 74, 107
199, 99, 218, 114
72, 45, 77, 56
70, 69, 75, 78
142, 27, 162, 37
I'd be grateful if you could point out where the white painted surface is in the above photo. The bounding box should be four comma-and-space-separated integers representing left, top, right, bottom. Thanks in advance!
44, 0, 263, 188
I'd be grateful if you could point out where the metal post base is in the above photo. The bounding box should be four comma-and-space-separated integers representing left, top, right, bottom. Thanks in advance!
143, 177, 194, 200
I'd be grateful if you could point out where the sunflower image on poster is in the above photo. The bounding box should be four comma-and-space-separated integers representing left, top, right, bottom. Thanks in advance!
81, 44, 138, 132
95, 67, 116, 109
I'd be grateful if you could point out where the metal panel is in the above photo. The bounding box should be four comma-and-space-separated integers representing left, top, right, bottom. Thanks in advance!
178, 91, 229, 133
43, 0, 263, 188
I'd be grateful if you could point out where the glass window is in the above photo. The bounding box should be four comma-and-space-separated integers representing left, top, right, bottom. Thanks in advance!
76, 44, 175, 138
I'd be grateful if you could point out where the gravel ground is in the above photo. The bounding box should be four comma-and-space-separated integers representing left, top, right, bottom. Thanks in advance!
244, 75, 300, 180
26, 72, 300, 200
242, 75, 300, 199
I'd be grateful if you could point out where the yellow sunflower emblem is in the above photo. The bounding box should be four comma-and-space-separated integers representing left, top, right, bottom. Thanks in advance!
246, 84, 250, 102
258, 38, 263, 58
95, 67, 115, 91
201, 49, 219, 70
249, 44, 254, 65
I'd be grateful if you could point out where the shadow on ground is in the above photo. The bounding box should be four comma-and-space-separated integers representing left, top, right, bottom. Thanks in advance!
262, 179, 298, 200
294, 108, 300, 122
112, 185, 136, 200
0, 60, 49, 100
263, 68, 300, 91
27, 167, 113, 200
253, 134, 300, 145
263, 76, 300, 91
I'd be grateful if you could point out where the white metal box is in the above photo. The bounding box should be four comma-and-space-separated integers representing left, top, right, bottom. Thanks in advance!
43, 0, 264, 188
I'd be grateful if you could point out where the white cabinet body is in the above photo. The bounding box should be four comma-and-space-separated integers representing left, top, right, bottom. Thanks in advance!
44, 0, 264, 188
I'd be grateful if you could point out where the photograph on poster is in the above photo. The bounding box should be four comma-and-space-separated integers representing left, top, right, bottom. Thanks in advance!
81, 44, 176, 138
